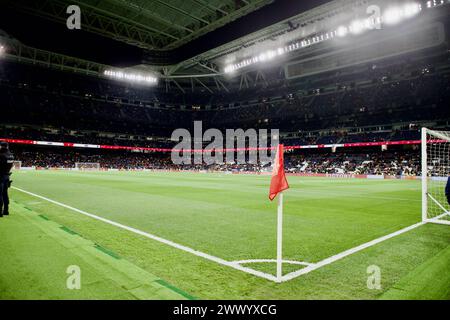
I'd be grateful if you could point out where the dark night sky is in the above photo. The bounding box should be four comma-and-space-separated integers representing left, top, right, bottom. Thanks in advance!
0, 0, 331, 66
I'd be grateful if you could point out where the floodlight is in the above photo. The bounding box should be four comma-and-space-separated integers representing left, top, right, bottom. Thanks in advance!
104, 69, 157, 84
258, 52, 268, 61
266, 50, 276, 60
403, 3, 422, 18
383, 7, 404, 25
336, 26, 348, 37
349, 20, 365, 34
224, 65, 235, 74
220, 0, 428, 74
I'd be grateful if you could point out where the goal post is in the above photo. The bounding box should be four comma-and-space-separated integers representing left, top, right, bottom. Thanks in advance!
421, 128, 450, 225
12, 161, 22, 170
75, 162, 101, 171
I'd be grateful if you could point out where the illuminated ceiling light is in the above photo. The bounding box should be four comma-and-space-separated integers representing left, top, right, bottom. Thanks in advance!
383, 7, 404, 25
364, 16, 379, 30
349, 20, 366, 34
104, 69, 157, 84
221, 1, 429, 74
258, 52, 268, 61
0, 45, 5, 56
224, 65, 234, 73
336, 25, 348, 37
266, 50, 276, 60
403, 3, 422, 18
427, 0, 444, 8
350, 20, 366, 34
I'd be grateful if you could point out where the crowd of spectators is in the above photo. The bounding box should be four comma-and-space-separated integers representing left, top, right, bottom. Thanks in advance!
12, 147, 423, 176
1, 56, 450, 137
286, 151, 420, 176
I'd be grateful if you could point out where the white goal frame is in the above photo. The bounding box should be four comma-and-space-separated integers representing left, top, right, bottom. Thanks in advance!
12, 161, 22, 170
75, 162, 101, 171
421, 128, 450, 225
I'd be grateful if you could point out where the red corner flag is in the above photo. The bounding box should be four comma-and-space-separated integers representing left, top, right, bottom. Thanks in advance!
269, 144, 289, 201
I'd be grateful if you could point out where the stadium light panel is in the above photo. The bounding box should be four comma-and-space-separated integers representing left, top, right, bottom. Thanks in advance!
383, 3, 422, 25
403, 3, 422, 18
222, 1, 434, 74
104, 70, 157, 84
336, 26, 348, 37
383, 7, 405, 25
0, 45, 4, 56
349, 20, 366, 34
427, 0, 444, 8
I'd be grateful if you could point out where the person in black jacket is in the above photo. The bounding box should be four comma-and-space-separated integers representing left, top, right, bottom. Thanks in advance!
446, 176, 450, 206
0, 141, 14, 217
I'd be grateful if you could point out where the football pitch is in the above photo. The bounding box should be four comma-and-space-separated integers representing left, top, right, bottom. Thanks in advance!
1, 170, 449, 300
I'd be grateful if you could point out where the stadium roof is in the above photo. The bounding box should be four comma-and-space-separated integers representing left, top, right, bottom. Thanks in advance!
0, 0, 336, 64
4, 0, 275, 52
1, 0, 447, 93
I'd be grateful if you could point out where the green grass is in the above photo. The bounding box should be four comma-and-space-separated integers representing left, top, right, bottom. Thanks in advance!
0, 202, 192, 300
2, 170, 449, 299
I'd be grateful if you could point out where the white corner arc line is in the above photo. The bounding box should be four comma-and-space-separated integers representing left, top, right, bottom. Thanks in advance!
12, 187, 277, 282
281, 221, 425, 282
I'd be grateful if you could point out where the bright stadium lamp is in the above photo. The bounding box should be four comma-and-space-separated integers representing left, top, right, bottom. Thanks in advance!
349, 20, 365, 34
403, 3, 422, 18
224, 65, 235, 74
336, 25, 348, 37
0, 45, 5, 56
258, 52, 268, 62
103, 69, 157, 84
383, 7, 404, 25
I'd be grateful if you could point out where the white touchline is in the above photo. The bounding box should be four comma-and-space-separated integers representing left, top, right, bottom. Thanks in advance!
12, 186, 277, 282
12, 186, 428, 284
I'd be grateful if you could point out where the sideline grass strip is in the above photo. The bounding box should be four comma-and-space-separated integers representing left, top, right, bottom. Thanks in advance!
0, 203, 191, 300
94, 244, 121, 260
155, 280, 197, 300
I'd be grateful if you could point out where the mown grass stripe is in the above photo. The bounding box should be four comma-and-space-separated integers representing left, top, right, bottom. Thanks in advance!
155, 279, 196, 300
60, 226, 79, 235
94, 244, 121, 260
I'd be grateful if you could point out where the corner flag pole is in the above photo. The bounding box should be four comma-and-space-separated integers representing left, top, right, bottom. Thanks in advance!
269, 143, 289, 283
276, 192, 283, 282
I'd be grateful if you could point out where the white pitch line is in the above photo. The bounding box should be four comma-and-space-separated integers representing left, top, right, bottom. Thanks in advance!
12, 186, 431, 284
232, 259, 313, 267
12, 187, 277, 282
281, 221, 425, 282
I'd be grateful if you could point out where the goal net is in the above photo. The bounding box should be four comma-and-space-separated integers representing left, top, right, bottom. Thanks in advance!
75, 162, 101, 171
12, 161, 21, 170
422, 128, 450, 225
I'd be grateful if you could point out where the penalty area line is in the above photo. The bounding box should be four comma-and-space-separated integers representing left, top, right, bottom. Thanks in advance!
12, 186, 277, 282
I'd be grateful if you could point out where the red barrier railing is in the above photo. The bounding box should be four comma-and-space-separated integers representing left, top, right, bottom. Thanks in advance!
0, 137, 434, 152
